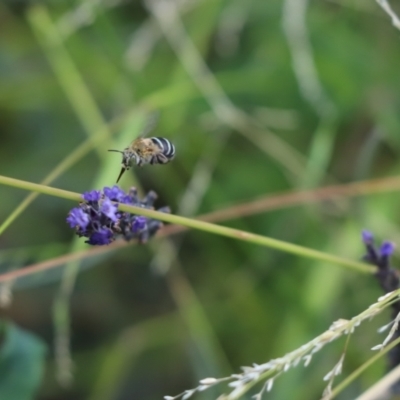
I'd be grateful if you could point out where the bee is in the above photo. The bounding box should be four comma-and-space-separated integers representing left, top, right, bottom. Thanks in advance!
108, 114, 175, 183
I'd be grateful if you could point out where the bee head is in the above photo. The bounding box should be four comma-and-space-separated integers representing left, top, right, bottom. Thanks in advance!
108, 147, 145, 182
108, 149, 131, 168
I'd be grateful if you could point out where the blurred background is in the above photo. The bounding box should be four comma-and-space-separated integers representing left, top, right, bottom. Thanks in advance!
1, 0, 400, 399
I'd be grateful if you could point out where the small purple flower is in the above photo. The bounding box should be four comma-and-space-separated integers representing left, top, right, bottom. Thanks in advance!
103, 185, 125, 202
380, 242, 395, 258
100, 198, 119, 222
82, 190, 101, 202
132, 216, 147, 232
362, 230, 374, 244
119, 195, 135, 205
87, 228, 113, 245
66, 208, 90, 230
362, 230, 397, 288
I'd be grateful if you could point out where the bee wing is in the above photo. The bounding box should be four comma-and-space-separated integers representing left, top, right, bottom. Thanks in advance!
138, 111, 160, 139
127, 112, 160, 147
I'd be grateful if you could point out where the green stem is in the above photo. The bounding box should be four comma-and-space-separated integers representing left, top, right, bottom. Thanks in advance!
27, 5, 110, 157
0, 174, 376, 274
330, 336, 400, 398
0, 176, 80, 202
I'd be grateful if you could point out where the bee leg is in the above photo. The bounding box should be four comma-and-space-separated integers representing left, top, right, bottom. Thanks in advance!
133, 154, 141, 166
157, 154, 169, 164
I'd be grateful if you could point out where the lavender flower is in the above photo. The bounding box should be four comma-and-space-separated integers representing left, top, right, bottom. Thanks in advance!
66, 186, 170, 246
380, 242, 396, 259
361, 230, 374, 245
132, 216, 147, 233
362, 230, 396, 273
103, 185, 125, 202
100, 198, 119, 222
82, 190, 101, 202
361, 231, 400, 374
66, 208, 90, 230
87, 228, 114, 245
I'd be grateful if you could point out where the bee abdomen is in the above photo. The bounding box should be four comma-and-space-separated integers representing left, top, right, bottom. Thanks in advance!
151, 137, 175, 163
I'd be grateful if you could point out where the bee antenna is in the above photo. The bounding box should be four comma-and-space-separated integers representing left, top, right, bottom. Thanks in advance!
108, 149, 123, 153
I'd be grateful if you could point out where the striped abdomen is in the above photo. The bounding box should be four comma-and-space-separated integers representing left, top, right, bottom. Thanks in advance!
150, 137, 175, 164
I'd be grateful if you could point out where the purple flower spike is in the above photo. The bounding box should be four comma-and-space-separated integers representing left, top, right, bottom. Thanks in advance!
380, 241, 395, 258
100, 198, 119, 222
67, 208, 90, 229
67, 185, 170, 246
104, 185, 125, 202
82, 190, 101, 202
362, 230, 374, 244
87, 228, 113, 245
132, 216, 147, 232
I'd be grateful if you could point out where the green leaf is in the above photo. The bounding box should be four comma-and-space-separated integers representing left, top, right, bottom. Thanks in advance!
0, 321, 46, 400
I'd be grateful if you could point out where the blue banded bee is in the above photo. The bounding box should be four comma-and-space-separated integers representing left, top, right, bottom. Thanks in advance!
108, 115, 175, 183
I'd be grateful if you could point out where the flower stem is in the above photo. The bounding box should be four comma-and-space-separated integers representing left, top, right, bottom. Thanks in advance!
0, 174, 376, 274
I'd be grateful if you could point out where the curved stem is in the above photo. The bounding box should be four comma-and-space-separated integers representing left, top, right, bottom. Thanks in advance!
0, 174, 375, 274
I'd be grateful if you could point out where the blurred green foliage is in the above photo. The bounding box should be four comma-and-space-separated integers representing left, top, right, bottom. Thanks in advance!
1, 0, 400, 399
0, 321, 46, 400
